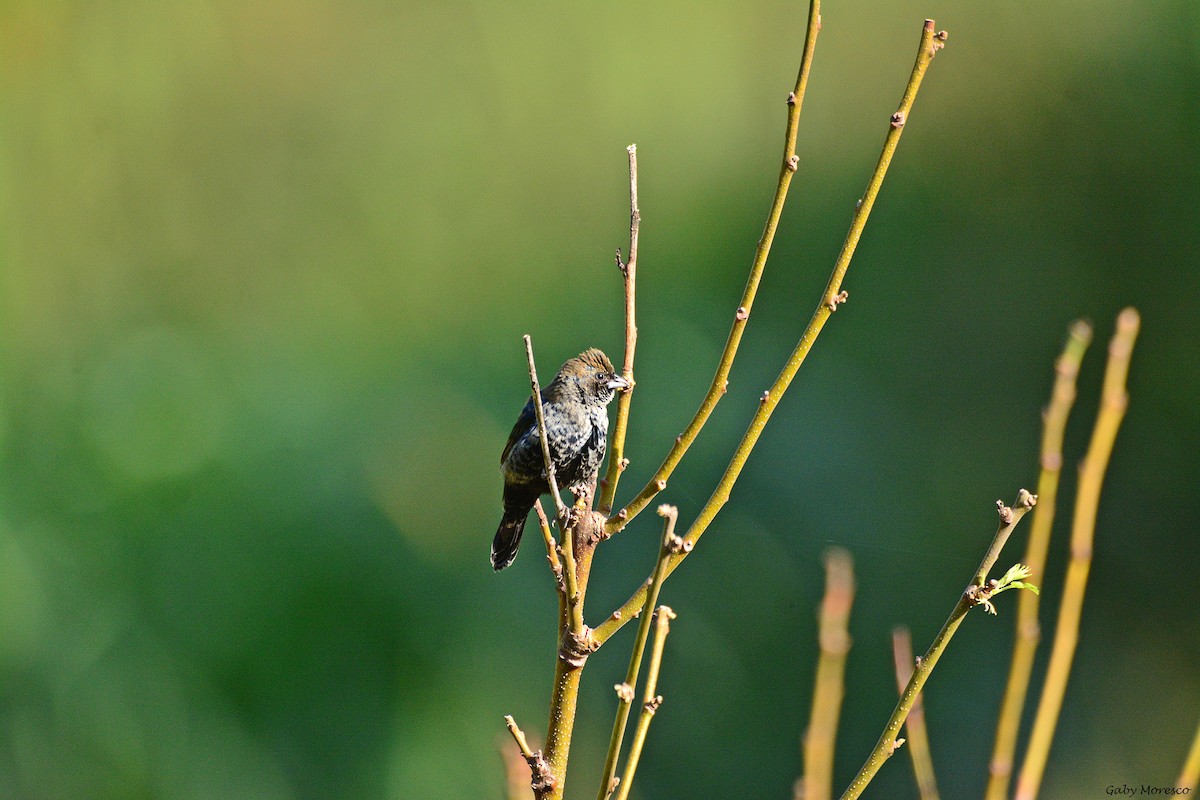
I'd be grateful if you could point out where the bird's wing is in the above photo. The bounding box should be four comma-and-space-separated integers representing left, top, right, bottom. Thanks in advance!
501, 396, 538, 464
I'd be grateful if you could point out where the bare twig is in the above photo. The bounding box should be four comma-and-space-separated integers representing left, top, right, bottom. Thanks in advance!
838, 490, 1036, 800
594, 17, 948, 649
985, 320, 1092, 800
524, 335, 567, 525
598, 145, 641, 516
506, 714, 555, 796
534, 501, 565, 586
892, 627, 939, 800
798, 548, 856, 800
1178, 716, 1200, 791
596, 506, 680, 800
603, 0, 823, 537
613, 605, 676, 800
1015, 309, 1141, 800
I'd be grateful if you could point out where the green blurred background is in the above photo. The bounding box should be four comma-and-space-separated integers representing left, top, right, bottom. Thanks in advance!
1, 1, 1197, 798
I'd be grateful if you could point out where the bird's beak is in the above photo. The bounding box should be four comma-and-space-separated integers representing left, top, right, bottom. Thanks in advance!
607, 374, 631, 391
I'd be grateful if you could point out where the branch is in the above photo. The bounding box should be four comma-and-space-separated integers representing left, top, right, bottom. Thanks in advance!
593, 17, 948, 649
603, 0, 823, 537
612, 605, 676, 800
598, 145, 641, 515
1178, 716, 1200, 792
985, 320, 1092, 800
838, 490, 1037, 800
524, 335, 567, 525
505, 714, 555, 796
1015, 309, 1140, 800
798, 548, 856, 800
596, 506, 681, 800
892, 627, 939, 800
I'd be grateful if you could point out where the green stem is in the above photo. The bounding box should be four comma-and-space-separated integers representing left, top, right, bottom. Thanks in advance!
799, 548, 856, 800
1015, 309, 1140, 800
596, 507, 678, 800
594, 17, 947, 649
598, 145, 641, 515
985, 320, 1091, 800
892, 627, 940, 800
838, 491, 1037, 800
603, 0, 823, 537
613, 605, 676, 800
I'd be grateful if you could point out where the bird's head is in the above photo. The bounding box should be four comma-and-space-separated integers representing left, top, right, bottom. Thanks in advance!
553, 348, 629, 406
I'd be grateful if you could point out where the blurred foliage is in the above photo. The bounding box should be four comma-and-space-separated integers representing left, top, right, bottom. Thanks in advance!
1, 1, 1197, 798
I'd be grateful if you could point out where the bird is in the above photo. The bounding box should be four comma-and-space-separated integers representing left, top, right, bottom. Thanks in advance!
493, 348, 629, 571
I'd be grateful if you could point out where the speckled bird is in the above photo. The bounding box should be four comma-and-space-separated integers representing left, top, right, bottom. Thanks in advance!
493, 348, 628, 571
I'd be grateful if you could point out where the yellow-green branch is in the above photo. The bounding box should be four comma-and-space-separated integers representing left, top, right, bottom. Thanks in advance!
838, 490, 1036, 800
597, 507, 679, 800
603, 0, 823, 537
1015, 309, 1140, 800
985, 320, 1091, 800
892, 627, 939, 800
598, 144, 641, 515
799, 548, 856, 800
594, 18, 947, 648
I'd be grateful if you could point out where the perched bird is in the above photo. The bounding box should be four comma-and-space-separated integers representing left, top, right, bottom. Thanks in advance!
493, 348, 628, 571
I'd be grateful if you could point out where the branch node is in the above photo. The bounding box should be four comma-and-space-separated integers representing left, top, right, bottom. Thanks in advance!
787, 91, 797, 106
504, 715, 556, 793
615, 247, 628, 276
890, 111, 907, 129
786, 154, 800, 172
655, 479, 667, 491
760, 390, 771, 404
559, 626, 598, 668
735, 306, 749, 320
827, 289, 849, 311
615, 683, 636, 702
619, 458, 630, 472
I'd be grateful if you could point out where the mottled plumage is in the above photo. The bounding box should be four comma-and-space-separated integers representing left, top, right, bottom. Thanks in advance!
493, 348, 628, 571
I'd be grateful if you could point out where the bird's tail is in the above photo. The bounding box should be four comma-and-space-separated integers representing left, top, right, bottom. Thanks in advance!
492, 508, 528, 571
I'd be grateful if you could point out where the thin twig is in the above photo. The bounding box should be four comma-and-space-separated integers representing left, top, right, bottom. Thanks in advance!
613, 605, 676, 800
892, 627, 939, 800
596, 506, 680, 800
524, 335, 567, 525
535, 500, 565, 585
1178, 716, 1200, 791
603, 0, 823, 537
838, 490, 1037, 800
1015, 309, 1140, 800
798, 548, 856, 800
505, 714, 555, 796
594, 18, 948, 649
985, 320, 1092, 800
598, 144, 641, 516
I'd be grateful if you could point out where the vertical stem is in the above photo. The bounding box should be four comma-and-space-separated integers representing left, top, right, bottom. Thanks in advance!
604, 0, 823, 537
612, 605, 676, 800
542, 539, 598, 800
594, 18, 948, 649
892, 627, 940, 800
985, 321, 1091, 800
1015, 309, 1140, 800
799, 548, 856, 800
598, 145, 641, 515
596, 507, 679, 800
